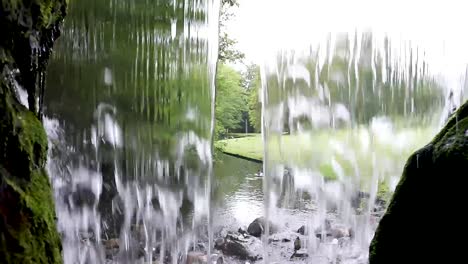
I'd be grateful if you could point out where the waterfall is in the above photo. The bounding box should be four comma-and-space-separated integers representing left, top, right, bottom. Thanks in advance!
41, 0, 468, 263
45, 0, 220, 263
257, 1, 468, 263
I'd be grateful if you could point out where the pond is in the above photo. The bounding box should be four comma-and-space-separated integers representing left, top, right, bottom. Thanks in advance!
212, 154, 316, 231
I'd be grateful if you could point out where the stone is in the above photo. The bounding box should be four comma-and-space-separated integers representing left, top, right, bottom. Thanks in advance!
294, 236, 301, 251
238, 226, 248, 235
268, 230, 297, 244
247, 217, 276, 237
297, 225, 306, 235
220, 240, 251, 260
268, 237, 279, 244
104, 238, 120, 249
290, 249, 308, 259
72, 183, 96, 207
369, 101, 468, 264
0, 1, 67, 263
103, 238, 120, 258
186, 252, 207, 264
214, 236, 262, 261
226, 232, 248, 243
247, 218, 264, 237
151, 197, 161, 211
214, 238, 225, 250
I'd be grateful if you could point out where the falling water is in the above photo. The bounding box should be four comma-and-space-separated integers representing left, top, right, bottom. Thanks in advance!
257, 0, 468, 263
40, 0, 468, 263
44, 0, 219, 263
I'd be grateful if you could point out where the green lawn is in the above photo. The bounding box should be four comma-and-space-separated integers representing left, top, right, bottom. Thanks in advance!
217, 135, 264, 161
217, 126, 437, 182
226, 133, 259, 138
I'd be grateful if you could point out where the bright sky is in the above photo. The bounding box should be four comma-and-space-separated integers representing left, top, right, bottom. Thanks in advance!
226, 0, 468, 99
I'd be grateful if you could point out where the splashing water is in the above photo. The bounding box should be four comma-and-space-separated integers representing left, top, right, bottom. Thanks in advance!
255, 0, 468, 263
45, 0, 219, 263
41, 0, 468, 263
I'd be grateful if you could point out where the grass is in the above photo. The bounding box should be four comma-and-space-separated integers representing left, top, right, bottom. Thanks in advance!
217, 126, 437, 183
217, 135, 263, 161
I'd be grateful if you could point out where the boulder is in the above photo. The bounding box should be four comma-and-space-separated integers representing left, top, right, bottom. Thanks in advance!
294, 236, 301, 251
369, 101, 468, 263
214, 236, 262, 261
247, 217, 276, 237
215, 239, 250, 260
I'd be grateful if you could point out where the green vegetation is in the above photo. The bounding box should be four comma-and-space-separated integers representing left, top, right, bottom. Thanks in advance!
217, 134, 263, 161
215, 64, 248, 136
246, 65, 262, 132
369, 100, 468, 263
1, 80, 62, 264
218, 125, 436, 182
219, 0, 244, 63
1, 1, 67, 263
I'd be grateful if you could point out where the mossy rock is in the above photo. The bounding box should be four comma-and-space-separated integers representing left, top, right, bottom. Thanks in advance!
1, 0, 67, 113
1, 0, 66, 263
369, 100, 468, 263
0, 73, 63, 264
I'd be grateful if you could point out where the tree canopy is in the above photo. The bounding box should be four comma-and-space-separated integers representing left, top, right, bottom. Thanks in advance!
215, 64, 247, 136
218, 0, 244, 63
245, 64, 262, 132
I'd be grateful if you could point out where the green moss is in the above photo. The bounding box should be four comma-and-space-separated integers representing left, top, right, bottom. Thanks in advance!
0, 75, 62, 263
2, 169, 62, 264
0, 0, 67, 263
431, 101, 468, 144
17, 109, 49, 167
369, 100, 468, 263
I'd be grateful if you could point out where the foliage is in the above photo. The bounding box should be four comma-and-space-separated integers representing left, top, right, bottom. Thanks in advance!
46, 0, 216, 161
245, 64, 262, 132
216, 64, 247, 137
260, 32, 445, 131
219, 125, 436, 182
218, 0, 244, 63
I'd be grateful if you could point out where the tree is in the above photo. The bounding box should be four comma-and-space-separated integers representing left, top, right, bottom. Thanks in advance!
218, 0, 244, 63
260, 31, 445, 131
245, 65, 262, 132
216, 64, 247, 136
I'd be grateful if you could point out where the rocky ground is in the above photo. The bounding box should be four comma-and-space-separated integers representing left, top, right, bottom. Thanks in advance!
100, 209, 384, 264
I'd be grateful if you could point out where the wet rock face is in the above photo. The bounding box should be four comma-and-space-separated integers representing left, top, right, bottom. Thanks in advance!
1, 0, 67, 115
0, 1, 67, 263
369, 101, 468, 263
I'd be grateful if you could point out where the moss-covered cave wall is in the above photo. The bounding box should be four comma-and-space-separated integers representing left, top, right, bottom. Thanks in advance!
0, 0, 66, 263
369, 100, 468, 263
